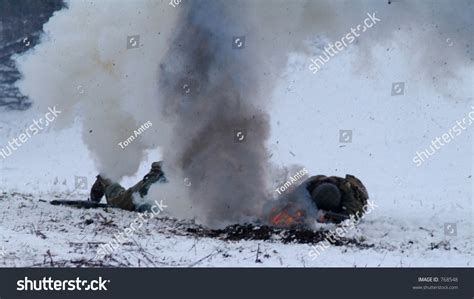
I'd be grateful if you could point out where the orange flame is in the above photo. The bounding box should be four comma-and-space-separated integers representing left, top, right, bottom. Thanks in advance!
269, 204, 305, 227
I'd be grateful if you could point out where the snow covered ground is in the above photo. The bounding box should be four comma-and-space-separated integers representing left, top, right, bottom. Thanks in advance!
0, 108, 472, 267
0, 191, 471, 267
0, 0, 472, 267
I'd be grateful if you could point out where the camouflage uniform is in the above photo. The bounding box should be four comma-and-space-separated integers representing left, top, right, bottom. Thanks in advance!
92, 162, 166, 211
305, 174, 369, 218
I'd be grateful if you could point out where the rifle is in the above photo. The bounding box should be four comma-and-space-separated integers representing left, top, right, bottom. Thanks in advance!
50, 200, 110, 209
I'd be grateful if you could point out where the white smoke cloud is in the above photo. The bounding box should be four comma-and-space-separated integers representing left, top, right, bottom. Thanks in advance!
15, 0, 179, 181
14, 0, 473, 227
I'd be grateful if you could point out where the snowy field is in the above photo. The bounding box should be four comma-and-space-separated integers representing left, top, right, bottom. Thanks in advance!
0, 99, 472, 268
0, 0, 472, 268
0, 190, 471, 267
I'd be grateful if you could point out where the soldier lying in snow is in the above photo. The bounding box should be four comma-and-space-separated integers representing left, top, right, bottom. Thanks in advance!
304, 174, 369, 223
89, 163, 368, 226
90, 161, 167, 212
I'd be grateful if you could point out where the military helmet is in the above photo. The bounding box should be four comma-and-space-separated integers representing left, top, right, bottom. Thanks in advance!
311, 183, 342, 211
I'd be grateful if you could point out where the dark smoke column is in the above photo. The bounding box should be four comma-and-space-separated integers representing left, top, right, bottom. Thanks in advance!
158, 0, 271, 227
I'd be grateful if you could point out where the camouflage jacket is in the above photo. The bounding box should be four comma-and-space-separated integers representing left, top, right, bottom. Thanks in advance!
105, 171, 167, 211
305, 174, 369, 217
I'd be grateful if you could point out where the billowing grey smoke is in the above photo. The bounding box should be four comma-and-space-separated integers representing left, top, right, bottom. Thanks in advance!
156, 1, 273, 227
150, 0, 472, 227
14, 0, 473, 228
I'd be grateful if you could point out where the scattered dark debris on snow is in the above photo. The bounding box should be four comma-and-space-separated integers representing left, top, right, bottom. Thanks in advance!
169, 222, 373, 248
430, 241, 454, 251
43, 198, 374, 247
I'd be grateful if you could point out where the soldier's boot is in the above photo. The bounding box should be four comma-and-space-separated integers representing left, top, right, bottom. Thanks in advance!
129, 161, 166, 212
143, 161, 164, 181
90, 175, 113, 202
136, 161, 165, 194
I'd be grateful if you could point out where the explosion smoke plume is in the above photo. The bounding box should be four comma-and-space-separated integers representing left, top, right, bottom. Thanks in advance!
15, 0, 473, 227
